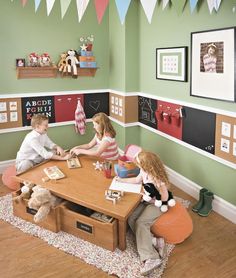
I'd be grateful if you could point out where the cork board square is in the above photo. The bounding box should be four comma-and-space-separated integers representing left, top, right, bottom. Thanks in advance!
215, 114, 236, 164
0, 98, 22, 129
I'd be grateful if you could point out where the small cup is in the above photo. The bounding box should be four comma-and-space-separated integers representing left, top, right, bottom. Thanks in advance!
104, 169, 112, 179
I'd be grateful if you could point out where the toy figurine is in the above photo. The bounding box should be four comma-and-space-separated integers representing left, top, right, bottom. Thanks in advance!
93, 161, 103, 171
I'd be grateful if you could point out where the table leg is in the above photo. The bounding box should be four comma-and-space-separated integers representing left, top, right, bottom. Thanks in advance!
118, 219, 127, 250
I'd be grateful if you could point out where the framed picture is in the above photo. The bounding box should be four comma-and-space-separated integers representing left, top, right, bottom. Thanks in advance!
156, 47, 187, 82
190, 27, 236, 102
16, 58, 25, 67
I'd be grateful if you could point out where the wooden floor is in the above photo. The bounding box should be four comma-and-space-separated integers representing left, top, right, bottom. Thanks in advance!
0, 180, 236, 278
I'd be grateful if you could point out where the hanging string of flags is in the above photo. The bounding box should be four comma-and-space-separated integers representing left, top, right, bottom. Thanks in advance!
14, 0, 223, 24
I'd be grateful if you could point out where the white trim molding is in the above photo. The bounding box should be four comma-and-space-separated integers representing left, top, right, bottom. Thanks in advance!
166, 166, 236, 224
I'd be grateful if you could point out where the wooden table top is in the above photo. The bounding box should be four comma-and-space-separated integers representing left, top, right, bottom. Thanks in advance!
15, 156, 141, 220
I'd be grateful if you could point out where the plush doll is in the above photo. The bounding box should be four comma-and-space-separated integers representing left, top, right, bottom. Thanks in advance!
28, 185, 62, 223
142, 183, 176, 212
57, 52, 68, 74
65, 49, 79, 77
39, 53, 51, 67
13, 181, 35, 203
28, 52, 39, 67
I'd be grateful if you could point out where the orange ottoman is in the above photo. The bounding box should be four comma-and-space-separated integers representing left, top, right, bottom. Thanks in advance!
2, 165, 20, 191
151, 201, 193, 244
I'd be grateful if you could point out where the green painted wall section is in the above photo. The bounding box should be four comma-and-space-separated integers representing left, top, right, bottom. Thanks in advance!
0, 0, 109, 93
137, 1, 236, 205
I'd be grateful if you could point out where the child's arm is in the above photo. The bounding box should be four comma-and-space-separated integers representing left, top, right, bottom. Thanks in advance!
72, 138, 109, 157
51, 153, 71, 161
70, 136, 97, 155
116, 175, 142, 184
159, 182, 169, 202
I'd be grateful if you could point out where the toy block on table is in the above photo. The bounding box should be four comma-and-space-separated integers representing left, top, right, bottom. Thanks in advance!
67, 157, 81, 169
105, 190, 124, 204
43, 166, 65, 180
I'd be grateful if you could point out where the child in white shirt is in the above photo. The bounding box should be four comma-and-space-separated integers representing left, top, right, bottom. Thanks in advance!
16, 114, 71, 174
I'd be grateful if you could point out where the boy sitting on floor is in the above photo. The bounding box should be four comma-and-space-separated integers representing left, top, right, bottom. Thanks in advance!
16, 114, 71, 174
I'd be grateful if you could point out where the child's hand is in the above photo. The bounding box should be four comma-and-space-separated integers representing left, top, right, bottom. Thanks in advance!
72, 148, 81, 156
63, 153, 72, 160
56, 146, 65, 156
115, 176, 122, 182
70, 147, 78, 155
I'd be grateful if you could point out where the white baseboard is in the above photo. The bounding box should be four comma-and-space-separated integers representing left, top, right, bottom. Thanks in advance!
0, 160, 15, 174
166, 166, 236, 224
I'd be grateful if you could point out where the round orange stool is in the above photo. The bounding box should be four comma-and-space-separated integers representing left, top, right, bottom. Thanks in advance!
2, 165, 20, 191
151, 201, 193, 244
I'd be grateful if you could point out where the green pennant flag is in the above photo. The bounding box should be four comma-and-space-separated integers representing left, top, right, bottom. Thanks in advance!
171, 0, 187, 15
60, 0, 72, 19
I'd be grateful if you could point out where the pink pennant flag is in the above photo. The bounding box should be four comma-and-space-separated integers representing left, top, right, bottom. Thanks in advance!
140, 0, 157, 24
21, 0, 28, 7
94, 0, 109, 24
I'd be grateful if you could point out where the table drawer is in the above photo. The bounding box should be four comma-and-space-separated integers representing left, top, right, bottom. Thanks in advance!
12, 191, 61, 233
60, 202, 118, 251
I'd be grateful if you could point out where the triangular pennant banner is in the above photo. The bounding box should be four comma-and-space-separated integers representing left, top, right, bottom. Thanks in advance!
115, 0, 131, 25
162, 0, 169, 10
46, 0, 56, 16
76, 0, 90, 22
140, 0, 157, 24
189, 0, 198, 13
34, 0, 41, 12
21, 0, 28, 7
171, 0, 187, 14
94, 0, 109, 24
207, 0, 215, 14
60, 0, 72, 19
214, 0, 222, 11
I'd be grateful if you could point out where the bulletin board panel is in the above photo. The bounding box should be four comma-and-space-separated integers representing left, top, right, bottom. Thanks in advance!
84, 92, 109, 119
138, 96, 157, 129
21, 96, 55, 126
125, 96, 138, 123
0, 98, 22, 129
215, 114, 236, 163
54, 94, 84, 123
182, 107, 216, 154
110, 93, 125, 122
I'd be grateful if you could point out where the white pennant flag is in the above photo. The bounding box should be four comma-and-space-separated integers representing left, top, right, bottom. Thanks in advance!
60, 0, 72, 19
35, 0, 41, 12
46, 0, 56, 16
214, 0, 222, 11
162, 0, 169, 10
140, 0, 157, 24
207, 0, 215, 14
76, 0, 90, 22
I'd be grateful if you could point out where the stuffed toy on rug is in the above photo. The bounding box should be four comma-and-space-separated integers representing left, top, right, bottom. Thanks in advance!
13, 181, 35, 203
28, 185, 62, 223
143, 183, 176, 212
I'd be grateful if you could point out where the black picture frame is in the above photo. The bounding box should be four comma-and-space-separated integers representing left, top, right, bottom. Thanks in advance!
16, 58, 25, 67
190, 27, 236, 102
156, 46, 188, 82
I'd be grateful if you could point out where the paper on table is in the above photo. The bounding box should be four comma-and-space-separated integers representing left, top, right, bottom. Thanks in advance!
109, 178, 142, 193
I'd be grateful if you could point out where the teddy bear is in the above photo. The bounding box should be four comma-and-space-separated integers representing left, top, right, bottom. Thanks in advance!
28, 52, 39, 67
65, 49, 79, 77
57, 52, 68, 74
13, 181, 35, 203
28, 185, 62, 223
142, 183, 176, 212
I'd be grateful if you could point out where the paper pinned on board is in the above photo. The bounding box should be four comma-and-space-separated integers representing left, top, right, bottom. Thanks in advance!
109, 178, 142, 194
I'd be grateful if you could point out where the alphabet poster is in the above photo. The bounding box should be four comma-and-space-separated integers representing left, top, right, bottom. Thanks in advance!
21, 96, 55, 126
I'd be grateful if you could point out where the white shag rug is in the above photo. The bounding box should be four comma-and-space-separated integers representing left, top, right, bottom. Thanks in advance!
0, 195, 190, 278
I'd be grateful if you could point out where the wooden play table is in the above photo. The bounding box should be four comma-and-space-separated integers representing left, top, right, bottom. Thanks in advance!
15, 156, 141, 251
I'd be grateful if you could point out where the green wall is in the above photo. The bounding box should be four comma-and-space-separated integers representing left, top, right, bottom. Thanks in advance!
0, 1, 236, 206
137, 1, 236, 204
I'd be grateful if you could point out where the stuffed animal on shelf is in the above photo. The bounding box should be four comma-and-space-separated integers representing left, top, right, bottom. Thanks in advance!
28, 185, 62, 223
57, 52, 68, 74
39, 53, 51, 67
28, 52, 39, 67
65, 49, 79, 77
13, 181, 35, 203
142, 183, 176, 212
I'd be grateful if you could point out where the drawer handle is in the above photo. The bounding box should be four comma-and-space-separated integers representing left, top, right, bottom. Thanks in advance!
76, 221, 93, 234
26, 207, 37, 215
